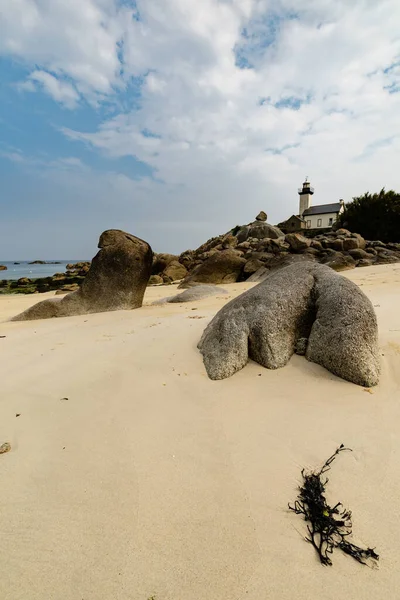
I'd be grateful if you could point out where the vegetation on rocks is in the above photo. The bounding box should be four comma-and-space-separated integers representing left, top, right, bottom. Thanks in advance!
337, 188, 400, 243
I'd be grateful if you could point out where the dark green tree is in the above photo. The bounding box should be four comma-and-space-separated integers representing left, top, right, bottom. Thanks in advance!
338, 188, 400, 242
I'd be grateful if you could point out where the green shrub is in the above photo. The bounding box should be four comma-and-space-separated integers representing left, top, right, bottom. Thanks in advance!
338, 188, 400, 242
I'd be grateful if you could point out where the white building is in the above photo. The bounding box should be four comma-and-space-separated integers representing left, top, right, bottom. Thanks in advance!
298, 178, 344, 229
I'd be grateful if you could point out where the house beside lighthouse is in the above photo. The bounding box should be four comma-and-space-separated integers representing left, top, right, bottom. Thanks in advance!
280, 178, 345, 233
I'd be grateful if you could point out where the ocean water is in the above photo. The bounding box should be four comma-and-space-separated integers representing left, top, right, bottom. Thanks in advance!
0, 261, 88, 281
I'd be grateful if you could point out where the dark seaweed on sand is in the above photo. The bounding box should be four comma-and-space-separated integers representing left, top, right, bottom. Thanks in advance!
289, 444, 379, 566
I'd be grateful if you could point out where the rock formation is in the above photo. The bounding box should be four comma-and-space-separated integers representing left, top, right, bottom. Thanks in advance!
236, 220, 284, 243
163, 260, 187, 282
0, 265, 7, 271
11, 230, 153, 321
180, 249, 246, 286
198, 262, 379, 387
285, 233, 311, 252
4, 211, 400, 296
153, 285, 227, 304
255, 211, 267, 222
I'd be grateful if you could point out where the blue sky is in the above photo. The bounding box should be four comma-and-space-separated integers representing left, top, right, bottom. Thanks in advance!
1, 0, 400, 259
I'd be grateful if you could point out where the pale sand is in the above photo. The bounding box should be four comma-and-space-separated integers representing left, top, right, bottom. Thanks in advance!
1, 264, 400, 600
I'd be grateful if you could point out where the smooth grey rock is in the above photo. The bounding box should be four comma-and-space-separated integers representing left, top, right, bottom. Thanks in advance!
153, 285, 227, 304
198, 263, 379, 386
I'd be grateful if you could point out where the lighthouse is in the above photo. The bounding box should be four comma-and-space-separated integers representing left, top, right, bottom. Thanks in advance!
298, 177, 314, 217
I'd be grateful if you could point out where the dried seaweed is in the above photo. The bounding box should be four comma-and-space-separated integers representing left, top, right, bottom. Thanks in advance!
289, 444, 379, 566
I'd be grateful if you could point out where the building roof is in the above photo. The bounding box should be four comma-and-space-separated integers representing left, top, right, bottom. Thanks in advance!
302, 202, 341, 216
286, 215, 305, 223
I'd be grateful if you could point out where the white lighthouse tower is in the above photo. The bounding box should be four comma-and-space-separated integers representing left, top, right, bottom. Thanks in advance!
298, 177, 314, 217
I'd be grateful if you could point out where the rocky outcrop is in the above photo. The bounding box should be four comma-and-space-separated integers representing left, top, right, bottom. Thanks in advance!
237, 221, 284, 243
180, 249, 246, 286
169, 222, 400, 288
4, 212, 400, 296
150, 253, 188, 283
11, 230, 153, 321
66, 261, 90, 272
0, 265, 7, 271
198, 262, 379, 387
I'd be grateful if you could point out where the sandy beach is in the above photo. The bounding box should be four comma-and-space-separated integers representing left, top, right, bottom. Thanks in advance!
1, 263, 400, 600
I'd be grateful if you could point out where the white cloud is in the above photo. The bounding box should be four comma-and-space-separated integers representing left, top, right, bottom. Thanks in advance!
0, 148, 87, 171
0, 0, 124, 102
23, 71, 80, 108
1, 0, 400, 248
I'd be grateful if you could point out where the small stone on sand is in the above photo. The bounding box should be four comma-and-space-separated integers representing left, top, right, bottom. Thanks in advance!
0, 442, 11, 454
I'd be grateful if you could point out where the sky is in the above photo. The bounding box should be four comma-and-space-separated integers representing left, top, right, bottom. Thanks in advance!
1, 0, 400, 259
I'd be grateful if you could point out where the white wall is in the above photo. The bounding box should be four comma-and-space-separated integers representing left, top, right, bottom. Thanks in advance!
304, 212, 338, 229
299, 193, 311, 216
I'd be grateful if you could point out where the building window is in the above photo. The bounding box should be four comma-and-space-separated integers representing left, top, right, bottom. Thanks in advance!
306, 220, 311, 229
328, 217, 333, 226
317, 218, 322, 227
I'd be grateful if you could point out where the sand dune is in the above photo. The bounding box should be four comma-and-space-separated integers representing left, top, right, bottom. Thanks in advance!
1, 264, 400, 599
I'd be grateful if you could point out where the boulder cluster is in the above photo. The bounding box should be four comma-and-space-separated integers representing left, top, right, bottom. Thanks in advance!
7, 225, 381, 387
154, 218, 400, 287
3, 213, 399, 295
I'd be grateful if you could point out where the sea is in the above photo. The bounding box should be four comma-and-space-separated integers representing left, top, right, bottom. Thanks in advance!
0, 261, 88, 281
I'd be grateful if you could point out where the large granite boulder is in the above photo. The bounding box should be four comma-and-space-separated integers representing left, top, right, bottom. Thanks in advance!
244, 258, 265, 274
348, 248, 370, 260
328, 239, 344, 252
198, 263, 379, 387
180, 249, 246, 286
285, 233, 311, 252
163, 260, 187, 281
12, 230, 153, 321
321, 252, 356, 271
342, 234, 366, 251
237, 219, 284, 243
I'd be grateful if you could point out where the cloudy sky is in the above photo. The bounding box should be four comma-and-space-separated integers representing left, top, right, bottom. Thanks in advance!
1, 0, 399, 259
